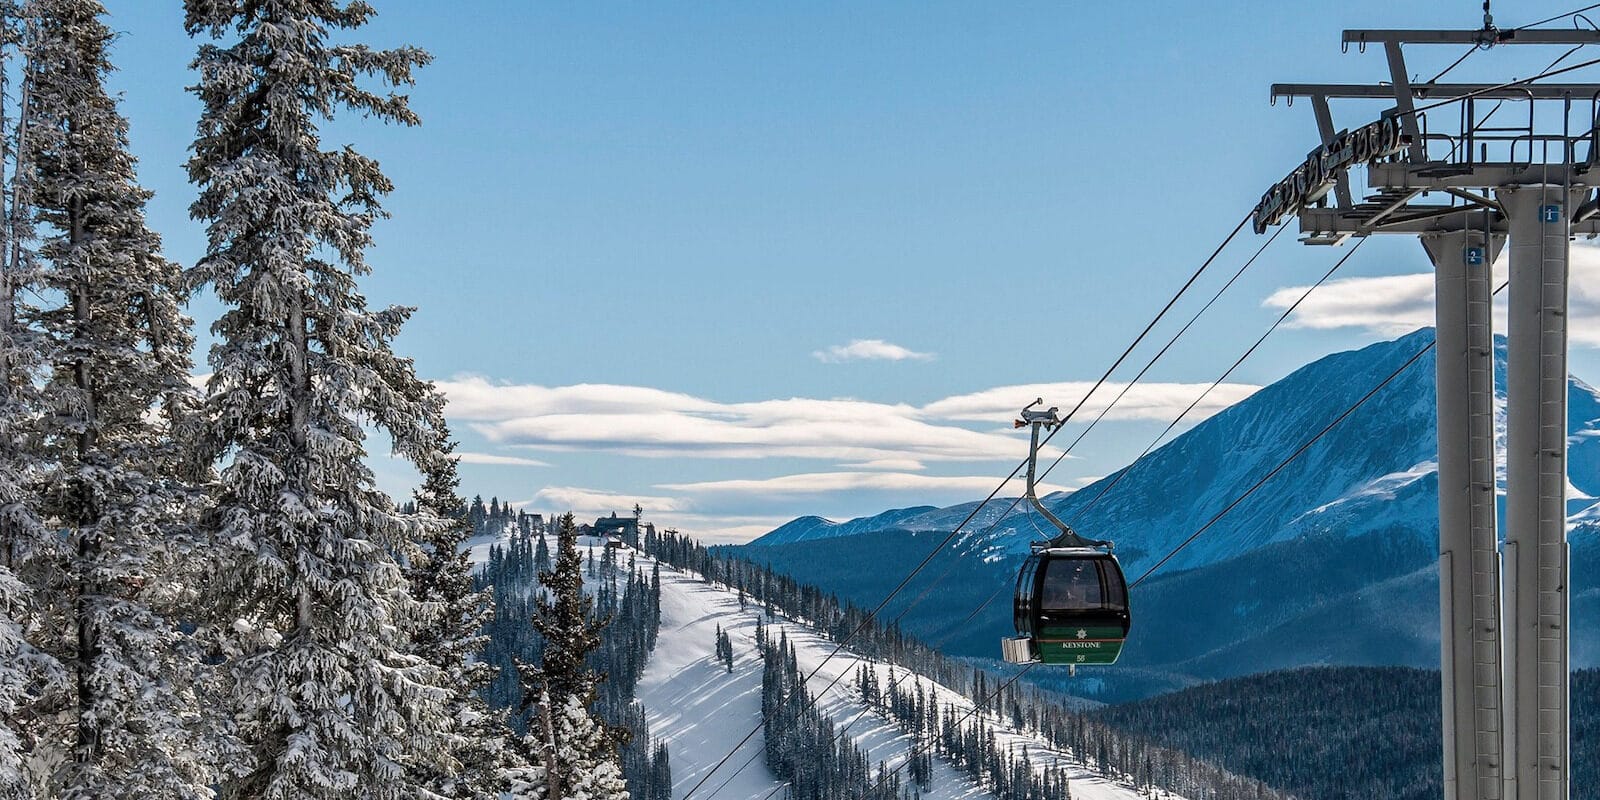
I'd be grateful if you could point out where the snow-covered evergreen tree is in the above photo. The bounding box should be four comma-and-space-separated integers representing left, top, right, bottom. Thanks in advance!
534, 531, 550, 576
713, 625, 732, 673
546, 695, 628, 800
182, 1, 455, 796
518, 513, 627, 799
526, 513, 605, 716
0, 6, 66, 796
1, 0, 216, 792
16, 1, 221, 795
507, 691, 627, 800
406, 408, 520, 799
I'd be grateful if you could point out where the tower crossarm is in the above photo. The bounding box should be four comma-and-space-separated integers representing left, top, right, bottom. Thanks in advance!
1272, 82, 1600, 102
1344, 28, 1600, 46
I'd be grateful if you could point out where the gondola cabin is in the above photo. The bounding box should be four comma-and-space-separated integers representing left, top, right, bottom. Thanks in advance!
1002, 547, 1130, 666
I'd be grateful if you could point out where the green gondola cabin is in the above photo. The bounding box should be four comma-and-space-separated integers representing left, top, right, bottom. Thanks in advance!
1004, 547, 1130, 666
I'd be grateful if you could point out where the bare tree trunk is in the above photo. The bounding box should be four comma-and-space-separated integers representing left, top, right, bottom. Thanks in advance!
0, 6, 11, 579
3, 23, 27, 319
0, 15, 29, 576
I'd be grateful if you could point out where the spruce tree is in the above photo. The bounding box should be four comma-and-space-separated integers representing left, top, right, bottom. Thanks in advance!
0, 4, 66, 794
406, 408, 519, 799
545, 695, 628, 800
16, 0, 221, 795
534, 532, 550, 575
526, 513, 604, 715
183, 1, 452, 796
519, 512, 625, 799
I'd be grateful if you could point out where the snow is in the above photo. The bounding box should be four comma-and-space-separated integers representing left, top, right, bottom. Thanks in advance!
1297, 459, 1437, 520
634, 563, 787, 800
1571, 503, 1600, 526
632, 549, 1171, 800
465, 530, 508, 567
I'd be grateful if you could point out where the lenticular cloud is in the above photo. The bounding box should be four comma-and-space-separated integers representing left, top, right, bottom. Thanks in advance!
812, 339, 935, 363
436, 376, 1258, 464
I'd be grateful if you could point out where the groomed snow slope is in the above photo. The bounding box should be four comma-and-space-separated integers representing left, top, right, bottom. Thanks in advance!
462, 528, 1169, 800
634, 551, 1172, 800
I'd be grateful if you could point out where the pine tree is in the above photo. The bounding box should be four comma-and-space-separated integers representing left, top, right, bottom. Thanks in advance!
547, 695, 628, 800
519, 513, 625, 799
525, 513, 605, 716
0, 4, 68, 795
182, 1, 452, 796
649, 741, 672, 800
16, 0, 223, 795
406, 409, 517, 799
715, 626, 733, 673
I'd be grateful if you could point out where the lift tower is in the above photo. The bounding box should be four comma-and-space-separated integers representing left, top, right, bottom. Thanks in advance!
1260, 19, 1600, 800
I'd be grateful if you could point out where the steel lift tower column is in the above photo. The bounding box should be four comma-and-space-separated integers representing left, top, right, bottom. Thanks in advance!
1259, 18, 1600, 800
1422, 224, 1506, 800
1499, 184, 1579, 800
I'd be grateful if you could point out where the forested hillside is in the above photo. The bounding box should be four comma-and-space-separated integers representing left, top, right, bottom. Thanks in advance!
648, 528, 1285, 800
1094, 666, 1599, 800
471, 510, 674, 800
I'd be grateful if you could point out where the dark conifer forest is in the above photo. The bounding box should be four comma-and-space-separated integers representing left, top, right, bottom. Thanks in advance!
1093, 666, 1599, 800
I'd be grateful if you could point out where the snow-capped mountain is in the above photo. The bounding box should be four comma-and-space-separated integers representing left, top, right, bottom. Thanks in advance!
740, 329, 1600, 700
756, 506, 940, 546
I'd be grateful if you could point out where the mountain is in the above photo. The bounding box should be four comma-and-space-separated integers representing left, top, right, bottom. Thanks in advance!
749, 500, 1027, 548
754, 505, 940, 546
735, 329, 1600, 701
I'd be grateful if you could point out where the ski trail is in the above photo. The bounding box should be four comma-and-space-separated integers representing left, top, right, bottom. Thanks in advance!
636, 560, 785, 800
636, 552, 1175, 800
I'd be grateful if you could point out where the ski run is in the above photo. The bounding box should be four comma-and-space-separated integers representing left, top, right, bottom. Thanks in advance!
622, 543, 1176, 800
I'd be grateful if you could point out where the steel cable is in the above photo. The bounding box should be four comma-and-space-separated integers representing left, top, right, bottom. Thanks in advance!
683, 52, 1600, 800
683, 210, 1254, 799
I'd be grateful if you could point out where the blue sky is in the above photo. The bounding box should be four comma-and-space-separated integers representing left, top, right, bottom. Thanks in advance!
102, 1, 1600, 540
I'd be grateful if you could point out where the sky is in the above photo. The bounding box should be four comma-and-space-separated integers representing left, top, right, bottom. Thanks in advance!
99, 1, 1600, 542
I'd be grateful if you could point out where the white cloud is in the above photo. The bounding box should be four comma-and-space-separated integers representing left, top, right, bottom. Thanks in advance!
439, 378, 721, 421
524, 485, 787, 544
437, 373, 1271, 545
439, 378, 1048, 463
656, 516, 795, 545
530, 486, 692, 515
812, 339, 934, 363
521, 472, 1085, 544
455, 452, 550, 468
840, 458, 927, 471
1263, 273, 1434, 335
437, 377, 1256, 465
922, 382, 1261, 425
1265, 244, 1600, 346
658, 470, 1072, 498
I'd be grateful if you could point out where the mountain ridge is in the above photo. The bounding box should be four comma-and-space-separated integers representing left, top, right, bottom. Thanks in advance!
751, 330, 1600, 567
736, 329, 1600, 700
